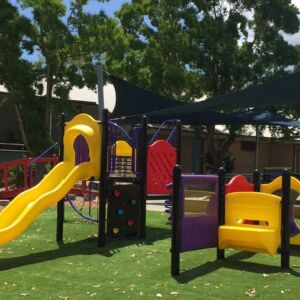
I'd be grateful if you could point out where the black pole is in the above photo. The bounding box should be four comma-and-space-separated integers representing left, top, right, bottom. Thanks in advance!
171, 164, 182, 276
281, 169, 290, 269
138, 115, 147, 238
56, 113, 66, 242
217, 167, 225, 260
98, 109, 109, 247
253, 169, 260, 192
176, 121, 182, 165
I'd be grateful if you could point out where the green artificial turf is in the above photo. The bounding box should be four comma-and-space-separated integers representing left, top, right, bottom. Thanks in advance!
1, 206, 300, 299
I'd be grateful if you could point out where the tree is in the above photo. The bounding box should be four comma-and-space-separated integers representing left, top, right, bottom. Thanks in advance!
113, 0, 300, 172
109, 0, 203, 102
0, 0, 40, 154
19, 0, 122, 141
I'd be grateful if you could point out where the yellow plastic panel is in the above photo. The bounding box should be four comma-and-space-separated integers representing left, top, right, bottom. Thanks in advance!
260, 176, 300, 194
218, 192, 281, 255
64, 113, 101, 179
0, 113, 101, 246
115, 140, 132, 157
290, 234, 300, 245
219, 226, 279, 255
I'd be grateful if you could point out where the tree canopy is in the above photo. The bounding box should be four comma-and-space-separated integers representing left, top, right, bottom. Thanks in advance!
1, 0, 300, 171
108, 0, 300, 171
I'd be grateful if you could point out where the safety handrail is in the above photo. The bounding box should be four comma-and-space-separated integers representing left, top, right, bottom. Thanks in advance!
108, 121, 133, 144
149, 119, 180, 145
29, 142, 58, 166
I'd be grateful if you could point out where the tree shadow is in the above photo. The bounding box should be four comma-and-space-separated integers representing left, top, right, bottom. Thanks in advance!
175, 251, 300, 283
0, 225, 171, 271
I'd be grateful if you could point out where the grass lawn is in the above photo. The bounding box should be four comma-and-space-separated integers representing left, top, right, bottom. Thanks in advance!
1, 206, 300, 299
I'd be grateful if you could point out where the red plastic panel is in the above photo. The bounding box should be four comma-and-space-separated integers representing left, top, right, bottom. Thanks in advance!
225, 175, 254, 194
147, 140, 177, 195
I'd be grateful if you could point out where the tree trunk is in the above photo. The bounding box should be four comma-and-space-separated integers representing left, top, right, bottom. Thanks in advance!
205, 124, 237, 173
44, 63, 53, 139
14, 104, 33, 156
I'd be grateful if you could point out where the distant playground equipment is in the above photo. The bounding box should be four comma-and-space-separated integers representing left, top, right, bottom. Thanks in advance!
0, 141, 97, 222
0, 156, 59, 200
170, 165, 292, 276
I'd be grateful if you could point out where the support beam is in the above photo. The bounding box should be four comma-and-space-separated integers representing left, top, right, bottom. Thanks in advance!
217, 167, 225, 260
171, 165, 182, 276
97, 65, 105, 121
56, 113, 66, 243
98, 109, 109, 247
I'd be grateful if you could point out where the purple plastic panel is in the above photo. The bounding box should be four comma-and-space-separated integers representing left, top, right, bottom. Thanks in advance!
74, 135, 90, 165
180, 175, 219, 252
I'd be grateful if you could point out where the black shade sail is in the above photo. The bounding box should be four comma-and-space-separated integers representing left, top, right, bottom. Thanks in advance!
108, 73, 300, 127
147, 108, 300, 127
109, 75, 182, 118
144, 71, 300, 115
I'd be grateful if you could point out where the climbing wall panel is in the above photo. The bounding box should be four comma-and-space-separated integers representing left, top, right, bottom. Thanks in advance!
107, 184, 141, 239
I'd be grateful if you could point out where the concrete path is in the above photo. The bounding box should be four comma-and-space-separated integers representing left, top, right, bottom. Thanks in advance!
146, 200, 166, 212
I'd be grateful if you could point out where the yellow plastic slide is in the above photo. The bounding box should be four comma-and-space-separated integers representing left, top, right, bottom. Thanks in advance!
0, 114, 101, 246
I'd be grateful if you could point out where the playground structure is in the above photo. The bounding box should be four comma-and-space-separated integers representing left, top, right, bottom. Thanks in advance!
0, 114, 101, 245
0, 109, 182, 246
171, 165, 293, 276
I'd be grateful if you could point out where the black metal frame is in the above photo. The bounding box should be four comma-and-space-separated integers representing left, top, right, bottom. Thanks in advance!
138, 115, 148, 238
253, 169, 260, 192
281, 169, 290, 269
217, 167, 225, 260
171, 164, 182, 276
56, 113, 66, 243
98, 109, 109, 246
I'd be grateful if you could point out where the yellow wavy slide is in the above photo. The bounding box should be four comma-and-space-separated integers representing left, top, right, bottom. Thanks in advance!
0, 114, 101, 246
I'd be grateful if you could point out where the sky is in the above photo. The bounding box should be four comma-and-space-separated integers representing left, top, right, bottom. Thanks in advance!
11, 0, 130, 17
281, 0, 300, 45
83, 0, 130, 16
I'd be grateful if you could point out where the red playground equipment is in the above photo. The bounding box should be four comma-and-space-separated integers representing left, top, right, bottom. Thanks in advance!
146, 120, 181, 197
0, 157, 58, 199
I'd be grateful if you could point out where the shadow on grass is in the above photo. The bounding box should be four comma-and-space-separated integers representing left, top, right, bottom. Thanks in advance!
0, 225, 171, 271
290, 245, 300, 257
175, 251, 300, 283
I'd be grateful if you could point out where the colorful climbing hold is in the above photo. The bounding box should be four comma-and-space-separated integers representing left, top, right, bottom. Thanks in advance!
113, 190, 121, 198
127, 220, 134, 226
113, 227, 119, 234
117, 208, 125, 216
130, 199, 137, 205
